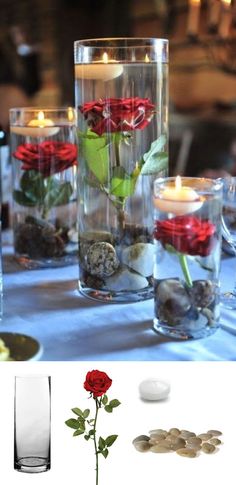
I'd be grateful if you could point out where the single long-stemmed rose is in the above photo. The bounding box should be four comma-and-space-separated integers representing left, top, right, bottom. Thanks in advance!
79, 96, 167, 234
13, 140, 77, 218
154, 215, 217, 286
65, 370, 121, 485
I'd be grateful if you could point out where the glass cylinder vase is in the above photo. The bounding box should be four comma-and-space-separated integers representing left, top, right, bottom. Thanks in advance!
10, 108, 78, 269
14, 375, 51, 473
153, 177, 222, 340
74, 38, 168, 302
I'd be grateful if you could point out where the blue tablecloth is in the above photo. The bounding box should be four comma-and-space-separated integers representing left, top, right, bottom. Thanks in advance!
1, 235, 236, 361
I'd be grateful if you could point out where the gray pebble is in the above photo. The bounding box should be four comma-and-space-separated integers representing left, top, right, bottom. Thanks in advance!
207, 430, 222, 436
176, 448, 197, 458
208, 438, 221, 446
198, 433, 213, 441
202, 443, 215, 454
86, 242, 119, 277
133, 441, 151, 452
132, 435, 150, 444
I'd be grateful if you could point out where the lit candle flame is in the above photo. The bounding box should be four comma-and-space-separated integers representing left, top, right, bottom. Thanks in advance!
102, 52, 109, 64
175, 175, 182, 190
221, 0, 231, 7
67, 107, 74, 122
38, 111, 45, 122
145, 54, 150, 63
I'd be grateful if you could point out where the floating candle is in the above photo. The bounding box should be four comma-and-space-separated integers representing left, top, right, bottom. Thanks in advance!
11, 111, 60, 137
154, 176, 203, 215
139, 378, 170, 401
75, 52, 123, 81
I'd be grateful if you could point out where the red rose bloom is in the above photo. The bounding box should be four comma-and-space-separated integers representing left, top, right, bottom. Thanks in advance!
80, 97, 155, 136
154, 215, 216, 257
13, 141, 77, 178
84, 370, 112, 398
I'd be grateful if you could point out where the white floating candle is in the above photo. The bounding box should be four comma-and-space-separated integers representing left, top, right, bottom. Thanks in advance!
139, 379, 171, 401
11, 111, 60, 137
154, 176, 203, 215
75, 52, 123, 81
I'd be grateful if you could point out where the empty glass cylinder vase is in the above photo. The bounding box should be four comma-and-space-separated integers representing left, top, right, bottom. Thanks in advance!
14, 375, 51, 473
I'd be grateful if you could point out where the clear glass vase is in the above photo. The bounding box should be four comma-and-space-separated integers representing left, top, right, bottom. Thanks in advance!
74, 38, 168, 302
10, 108, 78, 269
14, 376, 51, 473
153, 177, 223, 340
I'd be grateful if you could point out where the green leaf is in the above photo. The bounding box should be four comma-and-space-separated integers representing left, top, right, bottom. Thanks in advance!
44, 180, 73, 209
13, 189, 37, 207
82, 130, 109, 184
89, 429, 95, 436
65, 419, 81, 429
104, 405, 113, 413
101, 449, 109, 459
110, 167, 136, 198
83, 409, 90, 419
102, 394, 108, 405
98, 437, 106, 450
71, 408, 84, 417
20, 170, 46, 203
88, 419, 95, 425
84, 434, 90, 441
141, 135, 168, 175
109, 399, 121, 408
105, 435, 118, 447
73, 429, 85, 437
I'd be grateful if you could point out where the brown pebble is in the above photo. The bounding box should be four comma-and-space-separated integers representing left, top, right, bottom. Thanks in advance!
180, 430, 196, 439
198, 433, 213, 441
202, 443, 215, 454
187, 437, 202, 446
176, 448, 197, 458
132, 435, 150, 444
207, 430, 222, 437
133, 441, 151, 452
169, 428, 181, 436
150, 443, 172, 453
209, 438, 221, 446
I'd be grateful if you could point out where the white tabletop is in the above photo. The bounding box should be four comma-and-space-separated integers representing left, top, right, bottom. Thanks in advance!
1, 234, 236, 361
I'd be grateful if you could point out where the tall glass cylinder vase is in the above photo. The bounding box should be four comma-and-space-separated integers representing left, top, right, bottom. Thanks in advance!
14, 376, 51, 473
153, 177, 222, 340
75, 38, 168, 302
10, 108, 78, 269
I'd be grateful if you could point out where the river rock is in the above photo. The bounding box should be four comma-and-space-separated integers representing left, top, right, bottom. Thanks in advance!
105, 267, 148, 291
122, 243, 155, 277
86, 242, 119, 277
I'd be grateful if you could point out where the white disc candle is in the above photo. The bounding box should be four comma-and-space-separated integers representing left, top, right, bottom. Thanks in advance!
154, 176, 203, 215
75, 52, 123, 81
11, 111, 60, 137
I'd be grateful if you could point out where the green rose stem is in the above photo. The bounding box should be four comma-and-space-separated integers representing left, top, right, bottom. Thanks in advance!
113, 133, 126, 236
178, 253, 193, 288
94, 398, 99, 485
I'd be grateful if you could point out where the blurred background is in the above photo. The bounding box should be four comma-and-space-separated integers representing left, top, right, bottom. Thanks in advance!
0, 0, 236, 182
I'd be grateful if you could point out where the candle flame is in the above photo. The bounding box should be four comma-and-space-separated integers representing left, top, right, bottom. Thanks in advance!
175, 175, 182, 190
145, 54, 150, 63
189, 0, 201, 5
102, 52, 109, 64
221, 0, 231, 6
68, 107, 74, 122
37, 111, 45, 122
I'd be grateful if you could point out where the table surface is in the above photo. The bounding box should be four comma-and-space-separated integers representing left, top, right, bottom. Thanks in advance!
1, 233, 236, 361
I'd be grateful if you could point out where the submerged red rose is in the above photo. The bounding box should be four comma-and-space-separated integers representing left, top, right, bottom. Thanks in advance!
154, 215, 216, 257
13, 141, 77, 177
80, 97, 155, 136
84, 370, 112, 398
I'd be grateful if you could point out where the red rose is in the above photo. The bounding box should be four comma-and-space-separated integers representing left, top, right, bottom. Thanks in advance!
13, 141, 77, 178
84, 370, 112, 398
80, 97, 155, 136
154, 216, 216, 257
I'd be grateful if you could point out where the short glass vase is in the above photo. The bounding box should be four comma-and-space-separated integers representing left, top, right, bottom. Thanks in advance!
10, 107, 78, 269
153, 177, 223, 340
74, 37, 168, 302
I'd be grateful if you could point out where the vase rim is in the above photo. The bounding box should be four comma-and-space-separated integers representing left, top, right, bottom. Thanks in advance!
74, 37, 168, 47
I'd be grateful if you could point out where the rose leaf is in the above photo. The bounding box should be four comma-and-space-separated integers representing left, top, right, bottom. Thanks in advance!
83, 409, 90, 419
110, 167, 136, 198
82, 130, 109, 184
109, 399, 121, 408
101, 449, 109, 459
141, 135, 168, 175
98, 436, 106, 450
73, 429, 85, 437
71, 407, 84, 417
104, 404, 113, 413
44, 181, 73, 209
105, 435, 118, 447
102, 394, 108, 405
13, 190, 37, 207
65, 418, 81, 429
